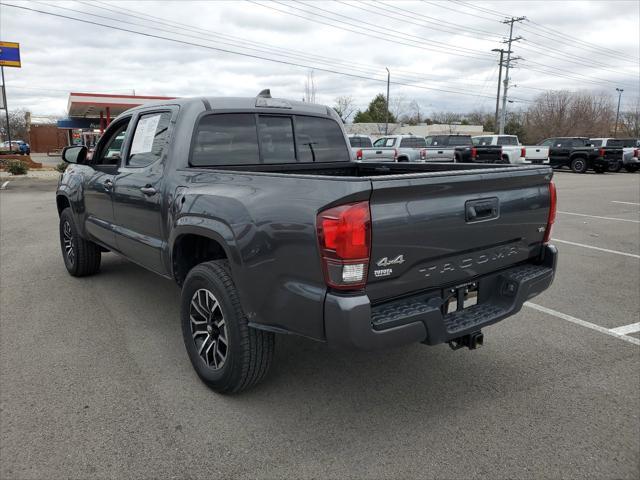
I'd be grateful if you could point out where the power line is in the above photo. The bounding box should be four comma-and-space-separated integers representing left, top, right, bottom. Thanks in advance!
249, 0, 494, 60
452, 0, 633, 60
2, 2, 505, 102
75, 0, 503, 91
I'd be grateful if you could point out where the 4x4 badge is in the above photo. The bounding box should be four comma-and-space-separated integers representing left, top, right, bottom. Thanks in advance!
376, 255, 405, 267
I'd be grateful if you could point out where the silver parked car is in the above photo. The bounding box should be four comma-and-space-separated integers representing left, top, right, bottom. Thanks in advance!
356, 135, 428, 162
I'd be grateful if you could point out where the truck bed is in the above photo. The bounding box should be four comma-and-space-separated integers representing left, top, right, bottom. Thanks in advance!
198, 160, 544, 177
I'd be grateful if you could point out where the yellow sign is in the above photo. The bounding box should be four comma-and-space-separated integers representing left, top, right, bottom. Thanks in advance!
0, 41, 21, 68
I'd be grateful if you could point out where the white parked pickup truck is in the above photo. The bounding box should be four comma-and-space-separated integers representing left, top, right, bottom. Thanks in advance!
472, 135, 549, 165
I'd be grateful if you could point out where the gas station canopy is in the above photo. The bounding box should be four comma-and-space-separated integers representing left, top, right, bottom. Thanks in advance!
66, 92, 176, 118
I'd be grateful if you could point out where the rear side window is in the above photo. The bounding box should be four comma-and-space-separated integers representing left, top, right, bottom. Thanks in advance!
400, 138, 412, 147
349, 137, 372, 148
295, 116, 350, 162
191, 114, 259, 166
128, 111, 172, 167
413, 137, 426, 148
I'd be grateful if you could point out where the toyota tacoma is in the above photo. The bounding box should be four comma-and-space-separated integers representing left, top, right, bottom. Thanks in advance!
56, 91, 558, 393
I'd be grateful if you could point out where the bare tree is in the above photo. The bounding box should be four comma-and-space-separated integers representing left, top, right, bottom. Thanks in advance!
0, 108, 29, 143
524, 90, 614, 142
333, 96, 357, 123
431, 111, 462, 125
619, 99, 640, 138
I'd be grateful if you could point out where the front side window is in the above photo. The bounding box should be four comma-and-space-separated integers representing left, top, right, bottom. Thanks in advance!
295, 116, 350, 163
128, 111, 172, 167
94, 119, 130, 166
373, 137, 386, 147
191, 114, 259, 166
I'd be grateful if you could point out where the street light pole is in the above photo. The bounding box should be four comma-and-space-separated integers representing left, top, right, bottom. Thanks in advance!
385, 67, 390, 135
614, 88, 624, 137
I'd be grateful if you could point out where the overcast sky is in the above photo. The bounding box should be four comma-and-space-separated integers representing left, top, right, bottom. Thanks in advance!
1, 0, 638, 118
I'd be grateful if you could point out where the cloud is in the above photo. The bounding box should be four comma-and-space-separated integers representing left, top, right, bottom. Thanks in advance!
0, 0, 637, 116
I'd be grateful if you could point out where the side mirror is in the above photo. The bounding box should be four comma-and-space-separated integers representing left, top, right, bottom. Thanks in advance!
62, 145, 87, 164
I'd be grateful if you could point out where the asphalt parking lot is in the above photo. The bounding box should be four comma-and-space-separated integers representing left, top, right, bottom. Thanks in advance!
1, 171, 638, 479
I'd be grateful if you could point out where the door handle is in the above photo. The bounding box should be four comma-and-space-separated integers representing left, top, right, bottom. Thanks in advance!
140, 186, 157, 196
103, 179, 113, 190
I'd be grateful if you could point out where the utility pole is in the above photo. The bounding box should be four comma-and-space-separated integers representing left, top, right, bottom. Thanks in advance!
614, 88, 624, 136
499, 16, 525, 134
385, 67, 390, 135
491, 48, 508, 133
1, 67, 11, 151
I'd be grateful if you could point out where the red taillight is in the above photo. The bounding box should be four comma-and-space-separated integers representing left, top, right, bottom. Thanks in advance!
544, 180, 557, 244
598, 147, 605, 157
356, 149, 363, 160
471, 147, 478, 160
393, 148, 398, 161
520, 147, 526, 158
317, 201, 371, 290
420, 148, 426, 160
634, 148, 639, 158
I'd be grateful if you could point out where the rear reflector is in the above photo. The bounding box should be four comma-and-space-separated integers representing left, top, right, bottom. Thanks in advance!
544, 180, 557, 244
317, 201, 371, 290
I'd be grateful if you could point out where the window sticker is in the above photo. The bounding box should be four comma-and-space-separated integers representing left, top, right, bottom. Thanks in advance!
130, 114, 162, 154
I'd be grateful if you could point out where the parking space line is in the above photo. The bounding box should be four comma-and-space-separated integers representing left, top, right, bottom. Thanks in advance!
0, 181, 9, 190
610, 322, 640, 335
611, 201, 640, 206
557, 211, 640, 223
551, 239, 640, 259
525, 302, 640, 346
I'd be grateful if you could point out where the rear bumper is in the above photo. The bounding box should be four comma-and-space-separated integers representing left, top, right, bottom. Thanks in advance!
324, 245, 557, 350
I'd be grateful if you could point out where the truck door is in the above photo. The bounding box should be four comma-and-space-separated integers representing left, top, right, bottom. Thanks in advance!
112, 108, 176, 275
83, 117, 132, 249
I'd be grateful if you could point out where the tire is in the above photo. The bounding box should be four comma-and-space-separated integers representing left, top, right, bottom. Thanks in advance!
180, 260, 274, 394
59, 207, 101, 276
608, 161, 622, 173
624, 165, 639, 173
570, 157, 588, 173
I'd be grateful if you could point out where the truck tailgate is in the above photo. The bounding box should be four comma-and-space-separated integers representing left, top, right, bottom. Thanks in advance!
366, 166, 552, 302
523, 146, 549, 163
360, 148, 395, 162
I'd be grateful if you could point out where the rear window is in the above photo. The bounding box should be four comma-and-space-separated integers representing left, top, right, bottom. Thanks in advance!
473, 136, 492, 146
295, 116, 350, 163
608, 139, 636, 148
497, 136, 518, 146
191, 113, 349, 166
349, 136, 372, 148
447, 136, 471, 146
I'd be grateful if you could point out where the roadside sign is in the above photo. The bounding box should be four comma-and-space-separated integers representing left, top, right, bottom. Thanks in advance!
0, 41, 21, 68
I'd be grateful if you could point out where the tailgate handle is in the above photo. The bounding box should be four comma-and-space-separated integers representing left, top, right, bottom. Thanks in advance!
466, 198, 499, 222
376, 150, 383, 154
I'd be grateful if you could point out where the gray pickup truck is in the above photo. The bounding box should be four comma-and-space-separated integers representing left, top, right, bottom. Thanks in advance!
56, 92, 557, 393
357, 134, 428, 162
